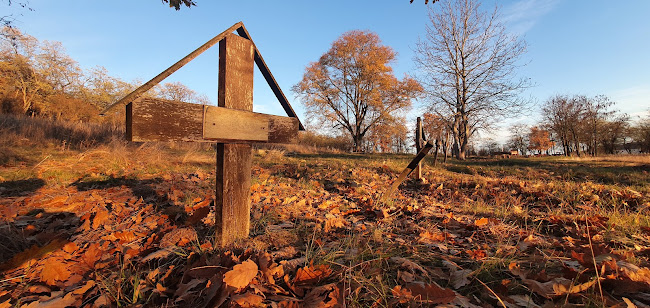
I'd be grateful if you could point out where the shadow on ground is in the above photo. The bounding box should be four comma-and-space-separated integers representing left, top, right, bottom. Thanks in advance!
0, 209, 78, 271
0, 179, 46, 198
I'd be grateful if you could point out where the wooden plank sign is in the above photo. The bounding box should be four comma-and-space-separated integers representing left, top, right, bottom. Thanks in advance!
126, 99, 298, 144
111, 24, 302, 246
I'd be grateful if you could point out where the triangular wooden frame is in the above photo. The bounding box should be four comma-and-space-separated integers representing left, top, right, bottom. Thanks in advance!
101, 21, 304, 130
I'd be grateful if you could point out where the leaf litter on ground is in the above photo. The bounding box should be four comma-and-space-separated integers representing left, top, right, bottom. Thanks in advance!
0, 148, 649, 307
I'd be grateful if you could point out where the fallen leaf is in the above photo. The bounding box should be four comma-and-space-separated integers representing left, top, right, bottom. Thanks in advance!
474, 217, 489, 227
404, 282, 456, 304
72, 280, 96, 295
0, 240, 67, 271
523, 277, 598, 298
92, 209, 109, 229
622, 297, 637, 308
40, 259, 71, 285
62, 242, 79, 254
231, 292, 264, 307
553, 278, 602, 296
22, 292, 77, 308
93, 294, 111, 306
449, 268, 472, 289
160, 227, 198, 248
391, 257, 427, 274
223, 260, 258, 289
81, 243, 103, 268
174, 278, 205, 298
141, 248, 175, 262
27, 285, 51, 294
114, 231, 138, 243
391, 285, 413, 304
618, 261, 650, 284
294, 264, 332, 285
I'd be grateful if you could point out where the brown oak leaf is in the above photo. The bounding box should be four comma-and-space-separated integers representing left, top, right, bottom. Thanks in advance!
40, 259, 71, 285
405, 282, 456, 304
294, 264, 333, 285
231, 292, 264, 307
223, 260, 258, 289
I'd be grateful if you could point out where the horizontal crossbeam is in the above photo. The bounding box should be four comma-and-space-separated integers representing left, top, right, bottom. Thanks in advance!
126, 98, 298, 144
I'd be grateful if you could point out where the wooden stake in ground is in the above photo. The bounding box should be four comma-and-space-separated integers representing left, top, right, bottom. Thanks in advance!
382, 140, 434, 202
414, 116, 425, 180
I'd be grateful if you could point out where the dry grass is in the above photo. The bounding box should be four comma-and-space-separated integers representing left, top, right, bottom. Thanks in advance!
560, 154, 650, 164
0, 114, 122, 151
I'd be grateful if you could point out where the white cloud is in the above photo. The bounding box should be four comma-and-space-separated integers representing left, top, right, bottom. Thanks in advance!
609, 85, 650, 119
500, 0, 561, 35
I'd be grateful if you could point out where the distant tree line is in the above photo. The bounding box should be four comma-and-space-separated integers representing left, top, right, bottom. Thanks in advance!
0, 27, 210, 123
503, 95, 650, 156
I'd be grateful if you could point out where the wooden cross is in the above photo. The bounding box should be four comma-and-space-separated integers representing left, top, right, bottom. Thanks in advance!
101, 22, 303, 246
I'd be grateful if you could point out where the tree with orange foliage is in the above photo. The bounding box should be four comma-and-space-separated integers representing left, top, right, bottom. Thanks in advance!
293, 30, 422, 152
367, 117, 408, 153
528, 126, 554, 155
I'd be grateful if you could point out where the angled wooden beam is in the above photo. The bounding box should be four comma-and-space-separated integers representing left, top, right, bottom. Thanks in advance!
100, 22, 243, 115
382, 141, 434, 202
236, 24, 305, 131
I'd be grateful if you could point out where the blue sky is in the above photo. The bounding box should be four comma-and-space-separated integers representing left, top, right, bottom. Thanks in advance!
5, 0, 650, 142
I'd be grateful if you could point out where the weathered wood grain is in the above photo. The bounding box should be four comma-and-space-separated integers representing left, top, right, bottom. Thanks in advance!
215, 34, 255, 246
267, 115, 299, 144
215, 143, 252, 246
127, 98, 203, 142
127, 98, 298, 144
203, 106, 269, 142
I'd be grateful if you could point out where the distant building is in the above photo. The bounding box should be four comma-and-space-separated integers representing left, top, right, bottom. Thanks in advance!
510, 150, 519, 156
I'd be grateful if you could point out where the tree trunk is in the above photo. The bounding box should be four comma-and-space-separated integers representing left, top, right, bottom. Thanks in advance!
433, 139, 440, 166
353, 136, 362, 152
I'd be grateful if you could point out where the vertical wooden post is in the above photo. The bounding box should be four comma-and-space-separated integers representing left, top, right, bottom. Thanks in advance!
414, 117, 423, 180
215, 33, 255, 246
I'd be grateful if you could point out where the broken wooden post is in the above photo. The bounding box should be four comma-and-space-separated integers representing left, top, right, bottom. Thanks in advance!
382, 140, 434, 202
104, 22, 302, 246
414, 117, 425, 180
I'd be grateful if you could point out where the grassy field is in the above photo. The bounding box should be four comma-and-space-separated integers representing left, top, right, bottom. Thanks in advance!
1, 121, 649, 307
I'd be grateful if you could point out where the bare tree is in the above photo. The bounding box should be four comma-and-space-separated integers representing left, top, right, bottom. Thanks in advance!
1, 1, 32, 30
634, 111, 650, 153
507, 123, 529, 155
542, 95, 586, 156
600, 114, 630, 154
423, 112, 451, 163
542, 94, 629, 156
293, 30, 422, 152
414, 0, 530, 160
155, 81, 211, 105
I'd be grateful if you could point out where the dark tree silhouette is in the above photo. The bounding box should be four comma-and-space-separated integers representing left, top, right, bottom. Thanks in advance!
162, 0, 196, 10
410, 0, 440, 3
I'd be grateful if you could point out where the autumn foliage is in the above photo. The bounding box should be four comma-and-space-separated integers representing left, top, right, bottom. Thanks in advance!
527, 126, 553, 154
293, 30, 422, 152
